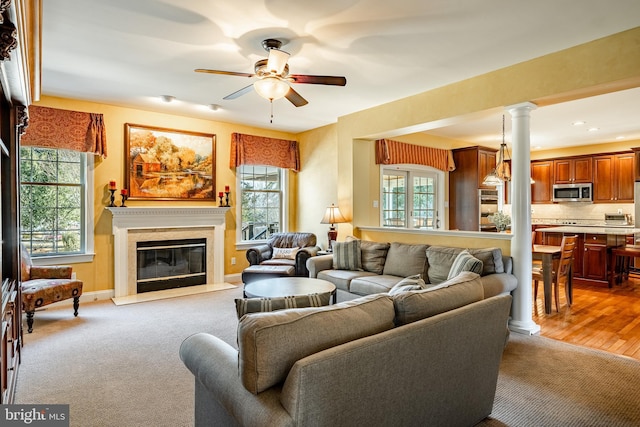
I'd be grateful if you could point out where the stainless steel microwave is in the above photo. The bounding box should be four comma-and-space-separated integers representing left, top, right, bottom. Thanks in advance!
552, 183, 593, 202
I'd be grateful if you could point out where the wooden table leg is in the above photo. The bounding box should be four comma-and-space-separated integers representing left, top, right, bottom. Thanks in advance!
543, 253, 553, 314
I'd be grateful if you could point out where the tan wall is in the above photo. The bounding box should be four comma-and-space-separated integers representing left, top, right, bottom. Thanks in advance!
531, 138, 640, 160
33, 96, 297, 292
338, 27, 640, 230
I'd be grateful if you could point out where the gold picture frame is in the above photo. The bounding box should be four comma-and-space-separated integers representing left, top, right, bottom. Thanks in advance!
124, 123, 216, 200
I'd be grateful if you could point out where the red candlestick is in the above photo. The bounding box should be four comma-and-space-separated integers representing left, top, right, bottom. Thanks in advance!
109, 180, 116, 190
218, 191, 224, 197
225, 185, 230, 192
121, 189, 128, 196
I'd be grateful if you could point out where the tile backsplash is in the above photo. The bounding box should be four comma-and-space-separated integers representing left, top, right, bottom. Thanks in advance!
504, 203, 634, 224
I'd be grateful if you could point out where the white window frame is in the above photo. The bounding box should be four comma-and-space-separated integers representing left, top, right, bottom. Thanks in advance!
21, 150, 95, 266
380, 164, 445, 230
235, 165, 288, 250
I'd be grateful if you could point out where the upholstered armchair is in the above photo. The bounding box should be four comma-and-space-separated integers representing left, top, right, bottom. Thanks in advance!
20, 245, 83, 333
245, 232, 320, 277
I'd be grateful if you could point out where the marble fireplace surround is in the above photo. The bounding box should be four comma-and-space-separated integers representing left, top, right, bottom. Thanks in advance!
107, 207, 230, 300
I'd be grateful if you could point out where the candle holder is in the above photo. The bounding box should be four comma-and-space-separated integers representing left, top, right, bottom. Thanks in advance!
120, 194, 128, 207
225, 191, 230, 207
218, 193, 225, 206
108, 189, 116, 207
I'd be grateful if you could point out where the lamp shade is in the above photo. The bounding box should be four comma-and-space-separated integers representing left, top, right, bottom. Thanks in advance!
253, 77, 290, 100
320, 204, 347, 226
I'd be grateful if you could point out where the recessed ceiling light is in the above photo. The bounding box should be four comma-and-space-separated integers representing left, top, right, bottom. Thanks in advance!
587, 127, 599, 132
616, 135, 626, 140
160, 95, 175, 103
572, 121, 586, 126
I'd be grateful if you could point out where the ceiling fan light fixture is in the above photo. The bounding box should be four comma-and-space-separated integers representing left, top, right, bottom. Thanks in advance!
253, 77, 289, 101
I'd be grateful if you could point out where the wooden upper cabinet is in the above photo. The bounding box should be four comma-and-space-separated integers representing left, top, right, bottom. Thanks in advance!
531, 160, 554, 203
477, 148, 497, 189
593, 153, 635, 203
553, 157, 592, 184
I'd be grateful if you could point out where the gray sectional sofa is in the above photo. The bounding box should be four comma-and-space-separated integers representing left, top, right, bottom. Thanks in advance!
180, 272, 513, 426
306, 240, 518, 302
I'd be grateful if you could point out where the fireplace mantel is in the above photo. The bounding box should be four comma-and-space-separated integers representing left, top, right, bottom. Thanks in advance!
106, 206, 230, 298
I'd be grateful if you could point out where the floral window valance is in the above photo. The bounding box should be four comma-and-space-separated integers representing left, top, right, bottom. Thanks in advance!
375, 139, 455, 172
230, 132, 300, 172
21, 106, 108, 158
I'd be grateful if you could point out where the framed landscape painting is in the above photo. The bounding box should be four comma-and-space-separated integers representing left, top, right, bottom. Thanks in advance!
125, 124, 216, 200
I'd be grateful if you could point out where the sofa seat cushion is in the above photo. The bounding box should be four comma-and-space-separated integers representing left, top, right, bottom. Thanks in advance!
350, 275, 405, 296
382, 242, 429, 278
317, 269, 378, 292
480, 273, 518, 298
392, 271, 484, 326
237, 294, 395, 394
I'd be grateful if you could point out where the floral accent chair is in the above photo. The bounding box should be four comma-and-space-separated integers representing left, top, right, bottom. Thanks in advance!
20, 245, 83, 333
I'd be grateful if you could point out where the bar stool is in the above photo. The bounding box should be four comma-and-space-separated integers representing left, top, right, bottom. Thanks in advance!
610, 245, 640, 286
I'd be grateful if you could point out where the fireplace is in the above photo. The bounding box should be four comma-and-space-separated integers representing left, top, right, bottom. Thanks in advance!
107, 207, 230, 299
136, 238, 207, 293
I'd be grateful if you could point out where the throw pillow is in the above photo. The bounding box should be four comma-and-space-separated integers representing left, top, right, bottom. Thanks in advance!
234, 292, 332, 319
272, 247, 300, 260
333, 239, 362, 270
388, 274, 427, 295
447, 250, 484, 279
346, 237, 390, 274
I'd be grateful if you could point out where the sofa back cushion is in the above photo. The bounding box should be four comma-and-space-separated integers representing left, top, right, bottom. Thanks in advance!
359, 240, 390, 274
237, 294, 395, 394
426, 246, 504, 283
392, 271, 484, 325
382, 242, 429, 278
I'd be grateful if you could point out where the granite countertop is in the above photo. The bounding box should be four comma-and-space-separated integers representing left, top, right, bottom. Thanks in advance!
535, 226, 640, 235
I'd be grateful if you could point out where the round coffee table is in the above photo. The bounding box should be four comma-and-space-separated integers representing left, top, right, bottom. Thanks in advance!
243, 277, 337, 304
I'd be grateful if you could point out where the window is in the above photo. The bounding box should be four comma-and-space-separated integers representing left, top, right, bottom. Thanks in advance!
237, 165, 287, 243
19, 147, 94, 262
381, 165, 443, 229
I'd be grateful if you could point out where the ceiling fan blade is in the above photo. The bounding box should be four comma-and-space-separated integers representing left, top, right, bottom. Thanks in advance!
266, 49, 290, 75
223, 84, 254, 100
285, 87, 308, 107
195, 68, 254, 78
289, 74, 346, 86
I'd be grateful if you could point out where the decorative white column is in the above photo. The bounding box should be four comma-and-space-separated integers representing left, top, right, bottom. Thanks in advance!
507, 102, 540, 334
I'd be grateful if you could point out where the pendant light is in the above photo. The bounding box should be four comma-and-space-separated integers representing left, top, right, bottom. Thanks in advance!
482, 115, 511, 186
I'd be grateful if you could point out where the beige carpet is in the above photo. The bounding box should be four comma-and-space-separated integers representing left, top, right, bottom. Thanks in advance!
14, 285, 640, 427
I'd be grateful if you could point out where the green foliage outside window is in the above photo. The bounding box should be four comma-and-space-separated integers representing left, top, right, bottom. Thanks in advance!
20, 147, 84, 255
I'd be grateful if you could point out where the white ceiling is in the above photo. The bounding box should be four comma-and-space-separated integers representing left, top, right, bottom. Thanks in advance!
41, 0, 640, 149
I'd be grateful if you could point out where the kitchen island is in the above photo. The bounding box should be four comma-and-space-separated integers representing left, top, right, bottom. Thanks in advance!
535, 226, 640, 288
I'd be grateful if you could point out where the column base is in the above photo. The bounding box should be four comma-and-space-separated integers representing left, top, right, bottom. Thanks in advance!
508, 319, 541, 335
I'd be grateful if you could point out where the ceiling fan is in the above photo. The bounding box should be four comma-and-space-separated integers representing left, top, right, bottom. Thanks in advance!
195, 39, 347, 107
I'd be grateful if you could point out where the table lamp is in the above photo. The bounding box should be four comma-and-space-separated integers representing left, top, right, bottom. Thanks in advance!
320, 204, 347, 252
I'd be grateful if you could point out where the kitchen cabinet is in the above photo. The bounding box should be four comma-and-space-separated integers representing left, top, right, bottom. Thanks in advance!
593, 153, 635, 203
582, 234, 608, 281
531, 160, 554, 203
553, 157, 592, 184
449, 146, 498, 231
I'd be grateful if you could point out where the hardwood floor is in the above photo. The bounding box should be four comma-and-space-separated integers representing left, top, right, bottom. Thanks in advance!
533, 275, 640, 361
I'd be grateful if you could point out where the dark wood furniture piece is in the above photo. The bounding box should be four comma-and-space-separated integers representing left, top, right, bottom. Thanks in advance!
0, 1, 37, 403
610, 245, 640, 286
449, 146, 497, 231
244, 277, 337, 305
592, 153, 635, 203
